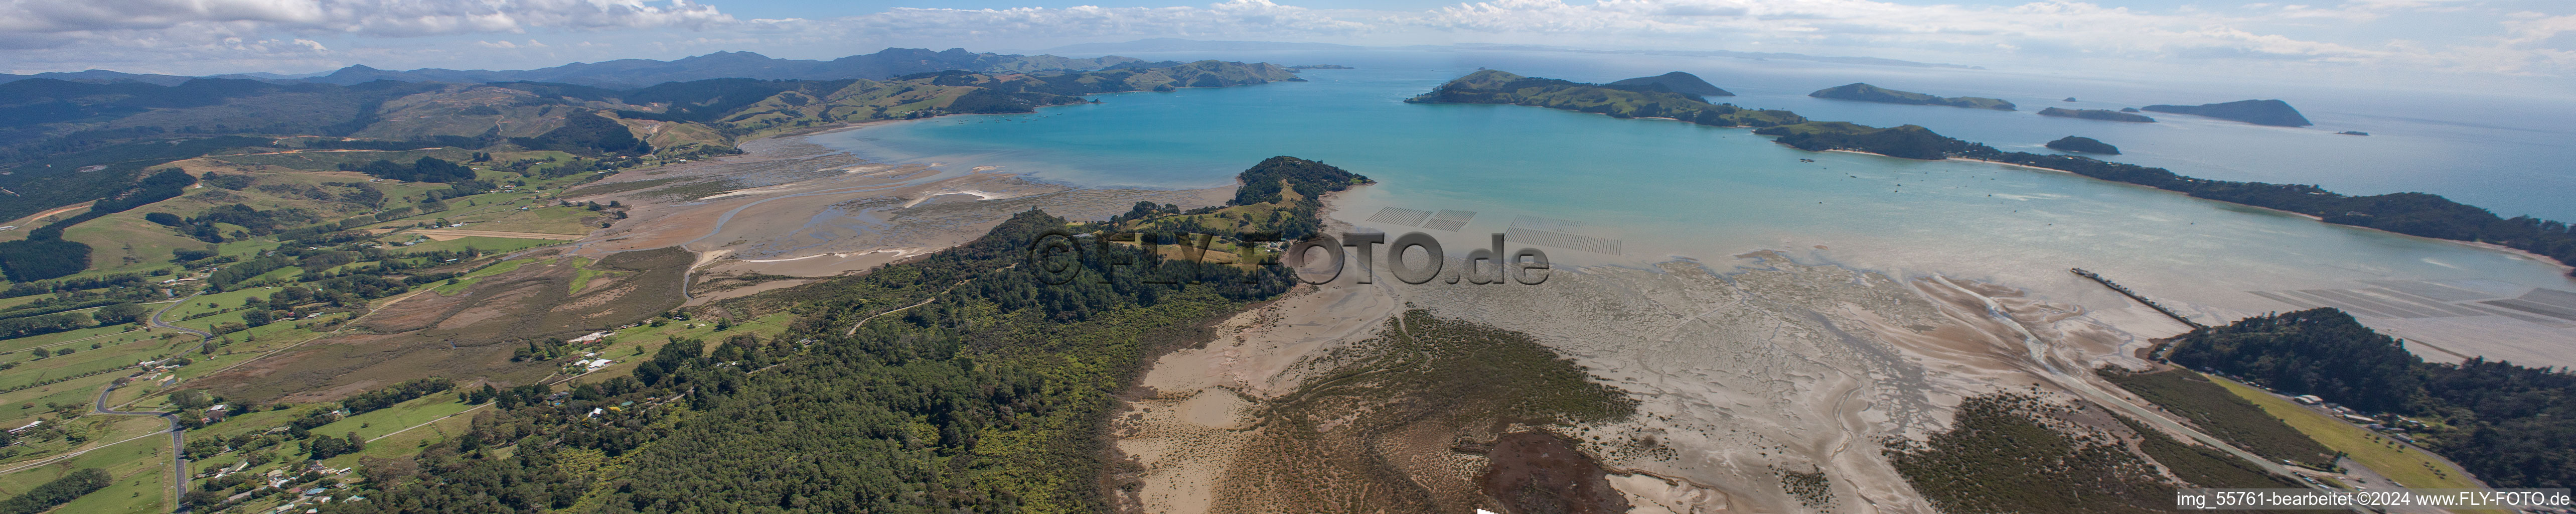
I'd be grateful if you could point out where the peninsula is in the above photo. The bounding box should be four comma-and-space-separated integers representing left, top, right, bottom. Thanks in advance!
2039, 107, 2156, 122
1404, 70, 1802, 127
1808, 82, 2016, 110
2141, 99, 2312, 126
1749, 120, 2571, 275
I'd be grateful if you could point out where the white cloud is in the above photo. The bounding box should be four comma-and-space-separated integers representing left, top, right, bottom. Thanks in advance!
785, 0, 1371, 41
0, 0, 732, 46
0, 0, 732, 73
0, 0, 2567, 77
1381, 0, 2567, 74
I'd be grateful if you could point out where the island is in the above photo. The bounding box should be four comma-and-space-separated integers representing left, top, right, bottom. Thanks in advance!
1404, 70, 1803, 127
1288, 64, 1353, 70
1605, 71, 1734, 96
2140, 99, 2312, 126
1807, 83, 2017, 110
2120, 107, 2142, 112
2338, 131, 2371, 136
2038, 107, 2156, 122
2045, 136, 2120, 154
2063, 97, 2078, 102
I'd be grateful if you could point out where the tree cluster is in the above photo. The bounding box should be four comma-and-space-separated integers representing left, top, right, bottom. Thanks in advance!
2169, 308, 2576, 488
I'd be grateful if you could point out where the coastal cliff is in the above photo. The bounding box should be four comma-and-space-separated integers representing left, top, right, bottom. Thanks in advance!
2038, 107, 2156, 122
2141, 99, 2312, 126
1808, 83, 2016, 110
1605, 71, 1734, 96
1405, 70, 1803, 127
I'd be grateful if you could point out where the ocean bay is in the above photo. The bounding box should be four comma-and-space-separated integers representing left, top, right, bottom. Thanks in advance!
810, 53, 2576, 366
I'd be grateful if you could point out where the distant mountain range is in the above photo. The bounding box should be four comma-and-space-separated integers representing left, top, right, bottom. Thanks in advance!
1, 48, 1145, 89
1033, 39, 1980, 69
0, 58, 1301, 224
1043, 38, 1368, 54
6, 40, 1984, 90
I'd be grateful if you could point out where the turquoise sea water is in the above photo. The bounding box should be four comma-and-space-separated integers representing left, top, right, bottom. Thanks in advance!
807, 51, 2576, 344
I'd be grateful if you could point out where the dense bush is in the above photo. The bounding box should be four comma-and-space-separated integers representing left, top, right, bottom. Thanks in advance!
340, 157, 477, 183
0, 468, 111, 514
2170, 308, 2576, 488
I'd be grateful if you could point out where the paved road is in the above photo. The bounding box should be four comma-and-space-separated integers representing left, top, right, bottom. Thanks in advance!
94, 384, 187, 512
148, 291, 214, 340
136, 291, 208, 511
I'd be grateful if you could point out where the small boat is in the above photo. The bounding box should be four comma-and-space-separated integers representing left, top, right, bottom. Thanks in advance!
1798, 159, 1815, 163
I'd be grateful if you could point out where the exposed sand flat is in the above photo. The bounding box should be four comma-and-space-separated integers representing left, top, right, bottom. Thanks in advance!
1112, 278, 1404, 514
564, 131, 1234, 286
1111, 241, 2241, 513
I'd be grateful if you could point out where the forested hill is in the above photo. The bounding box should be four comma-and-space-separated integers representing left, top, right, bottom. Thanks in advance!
1228, 156, 1374, 240
2167, 308, 2576, 488
1404, 70, 1805, 127
306, 173, 1307, 512
1742, 120, 2576, 276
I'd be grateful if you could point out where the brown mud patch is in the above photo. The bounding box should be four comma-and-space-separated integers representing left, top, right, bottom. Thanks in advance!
1482, 430, 1633, 514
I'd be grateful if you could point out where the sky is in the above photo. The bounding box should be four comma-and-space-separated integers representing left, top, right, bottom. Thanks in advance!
3, 0, 2571, 88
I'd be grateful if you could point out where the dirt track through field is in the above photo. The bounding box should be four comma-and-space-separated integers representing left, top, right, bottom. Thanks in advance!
406, 228, 587, 240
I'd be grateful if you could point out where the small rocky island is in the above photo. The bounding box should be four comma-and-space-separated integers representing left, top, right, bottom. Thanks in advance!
2039, 107, 2156, 122
1606, 71, 1734, 96
2140, 99, 2312, 126
1808, 83, 2016, 110
2045, 136, 2120, 154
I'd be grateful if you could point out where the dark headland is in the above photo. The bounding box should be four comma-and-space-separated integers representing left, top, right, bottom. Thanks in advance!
2141, 99, 2312, 126
1606, 71, 1734, 96
1808, 83, 2016, 110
